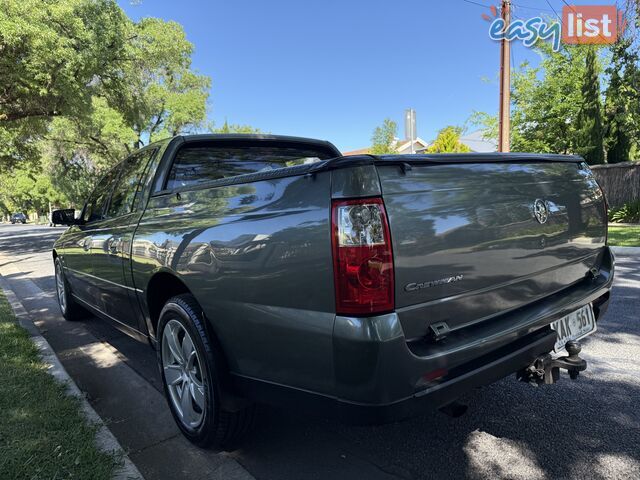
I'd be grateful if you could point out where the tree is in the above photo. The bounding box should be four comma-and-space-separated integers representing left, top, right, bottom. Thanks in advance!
45, 17, 212, 168
467, 111, 498, 144
39, 16, 211, 202
469, 44, 605, 159
576, 47, 605, 164
0, 0, 129, 169
510, 45, 593, 154
40, 134, 101, 208
100, 17, 210, 149
0, 1, 212, 211
211, 120, 262, 134
370, 119, 398, 154
0, 169, 67, 217
426, 126, 471, 153
604, 38, 640, 163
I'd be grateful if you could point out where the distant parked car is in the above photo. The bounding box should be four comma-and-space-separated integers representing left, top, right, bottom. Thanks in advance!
10, 212, 27, 224
50, 212, 63, 227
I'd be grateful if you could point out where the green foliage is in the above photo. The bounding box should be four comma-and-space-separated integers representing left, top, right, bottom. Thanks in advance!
211, 120, 263, 134
426, 126, 471, 153
467, 111, 498, 144
100, 17, 211, 148
370, 119, 398, 155
469, 42, 640, 165
604, 39, 640, 163
609, 200, 640, 223
607, 224, 640, 246
511, 46, 593, 154
0, 0, 128, 168
576, 48, 605, 164
470, 48, 591, 154
0, 169, 67, 217
0, 0, 212, 213
470, 34, 640, 165
40, 16, 211, 172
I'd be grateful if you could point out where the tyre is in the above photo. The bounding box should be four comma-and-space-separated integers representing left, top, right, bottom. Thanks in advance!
54, 257, 86, 321
157, 294, 256, 450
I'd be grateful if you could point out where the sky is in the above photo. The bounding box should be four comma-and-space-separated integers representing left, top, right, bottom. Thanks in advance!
118, 0, 614, 152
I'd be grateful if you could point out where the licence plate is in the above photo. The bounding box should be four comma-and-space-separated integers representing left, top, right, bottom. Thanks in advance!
550, 304, 596, 352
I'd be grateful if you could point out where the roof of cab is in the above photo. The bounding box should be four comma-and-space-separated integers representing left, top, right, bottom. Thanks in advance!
143, 133, 341, 157
170, 134, 341, 155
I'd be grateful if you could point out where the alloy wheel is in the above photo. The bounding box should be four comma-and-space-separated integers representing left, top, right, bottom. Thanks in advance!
161, 319, 207, 429
55, 262, 66, 313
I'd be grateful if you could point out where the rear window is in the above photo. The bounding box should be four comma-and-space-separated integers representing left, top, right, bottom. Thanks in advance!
165, 144, 335, 190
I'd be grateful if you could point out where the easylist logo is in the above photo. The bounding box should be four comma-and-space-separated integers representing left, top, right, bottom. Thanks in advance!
486, 4, 626, 51
562, 5, 625, 45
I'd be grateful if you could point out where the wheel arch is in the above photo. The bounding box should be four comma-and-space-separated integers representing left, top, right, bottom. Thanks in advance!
145, 270, 191, 340
146, 271, 241, 407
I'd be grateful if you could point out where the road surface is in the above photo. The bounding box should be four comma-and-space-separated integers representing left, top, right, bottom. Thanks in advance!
1, 223, 638, 479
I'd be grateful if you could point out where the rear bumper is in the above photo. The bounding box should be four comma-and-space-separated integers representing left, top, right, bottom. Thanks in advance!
335, 328, 558, 423
234, 247, 614, 423
331, 246, 614, 423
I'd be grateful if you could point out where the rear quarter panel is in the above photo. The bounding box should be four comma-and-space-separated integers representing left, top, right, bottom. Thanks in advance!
130, 172, 336, 394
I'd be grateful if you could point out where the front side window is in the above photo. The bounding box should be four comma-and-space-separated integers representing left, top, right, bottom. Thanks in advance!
82, 168, 120, 223
107, 148, 157, 218
165, 144, 335, 191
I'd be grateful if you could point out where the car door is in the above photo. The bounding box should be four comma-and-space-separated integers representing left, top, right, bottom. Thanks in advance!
62, 168, 121, 305
89, 148, 158, 330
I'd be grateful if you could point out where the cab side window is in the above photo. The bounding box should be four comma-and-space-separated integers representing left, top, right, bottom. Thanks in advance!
82, 168, 120, 223
165, 144, 334, 191
107, 148, 157, 218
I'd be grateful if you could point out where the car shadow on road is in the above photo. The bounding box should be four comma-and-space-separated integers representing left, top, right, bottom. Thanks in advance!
236, 372, 640, 480
233, 285, 640, 480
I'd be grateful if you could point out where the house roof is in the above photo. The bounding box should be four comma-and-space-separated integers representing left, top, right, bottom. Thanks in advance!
395, 137, 429, 152
343, 147, 371, 156
343, 137, 430, 156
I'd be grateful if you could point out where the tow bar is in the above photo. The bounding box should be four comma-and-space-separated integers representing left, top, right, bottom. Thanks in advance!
518, 340, 587, 386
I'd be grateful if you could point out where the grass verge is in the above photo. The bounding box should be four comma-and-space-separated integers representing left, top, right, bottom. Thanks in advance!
0, 291, 118, 479
608, 225, 640, 247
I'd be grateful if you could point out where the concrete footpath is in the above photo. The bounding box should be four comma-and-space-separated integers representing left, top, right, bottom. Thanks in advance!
0, 235, 254, 480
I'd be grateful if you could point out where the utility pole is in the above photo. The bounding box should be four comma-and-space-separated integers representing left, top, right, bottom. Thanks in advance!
498, 0, 511, 152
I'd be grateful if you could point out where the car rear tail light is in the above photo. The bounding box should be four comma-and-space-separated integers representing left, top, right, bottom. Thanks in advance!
331, 197, 394, 316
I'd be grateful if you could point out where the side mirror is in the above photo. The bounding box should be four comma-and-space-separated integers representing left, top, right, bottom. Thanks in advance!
51, 209, 76, 226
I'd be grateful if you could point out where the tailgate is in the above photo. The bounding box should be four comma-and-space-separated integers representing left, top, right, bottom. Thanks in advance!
378, 160, 607, 340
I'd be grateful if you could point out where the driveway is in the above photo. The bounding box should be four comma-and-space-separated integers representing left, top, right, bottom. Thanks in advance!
1, 223, 639, 480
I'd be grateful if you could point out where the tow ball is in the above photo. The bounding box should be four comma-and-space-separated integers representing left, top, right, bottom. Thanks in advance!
518, 341, 587, 386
